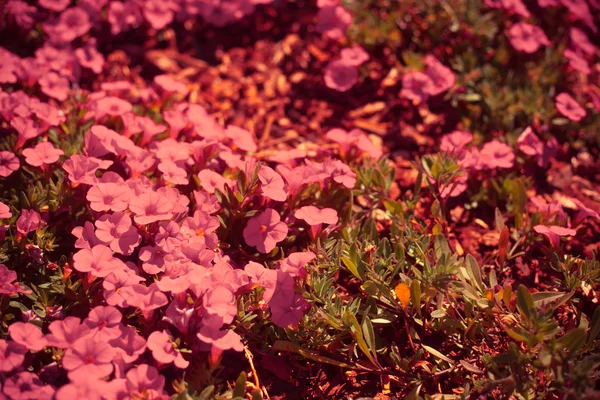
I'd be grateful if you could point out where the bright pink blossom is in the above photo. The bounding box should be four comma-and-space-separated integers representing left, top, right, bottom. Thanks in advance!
534, 225, 577, 248
45, 317, 91, 349
16, 209, 45, 235
0, 339, 27, 372
22, 142, 64, 167
555, 93, 586, 122
62, 337, 115, 381
84, 306, 123, 341
506, 22, 550, 53
63, 155, 113, 186
424, 55, 455, 96
3, 371, 55, 400
324, 60, 358, 92
0, 202, 10, 219
243, 208, 288, 253
95, 212, 141, 255
73, 244, 125, 278
86, 182, 132, 212
147, 330, 189, 369
340, 45, 369, 66
480, 140, 515, 169
259, 166, 287, 202
120, 364, 166, 400
0, 151, 19, 177
400, 72, 433, 104
316, 5, 352, 40
129, 191, 174, 225
8, 322, 47, 351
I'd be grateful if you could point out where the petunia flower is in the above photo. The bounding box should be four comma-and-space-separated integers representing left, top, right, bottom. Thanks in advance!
340, 45, 369, 66
154, 74, 188, 96
316, 5, 352, 40
198, 169, 236, 193
258, 166, 287, 202
84, 306, 123, 341
225, 125, 257, 153
22, 142, 64, 167
0, 202, 10, 219
269, 290, 310, 328
279, 251, 316, 279
103, 269, 145, 307
534, 225, 576, 248
95, 212, 141, 255
143, 0, 177, 30
193, 190, 220, 214
147, 330, 189, 369
86, 182, 132, 212
120, 364, 166, 400
0, 339, 27, 372
506, 22, 550, 54
96, 96, 133, 119
440, 130, 473, 152
0, 151, 20, 177
39, 0, 70, 12
555, 93, 586, 122
63, 155, 113, 186
108, 325, 147, 365
569, 28, 596, 55
16, 209, 45, 235
324, 60, 358, 92
45, 317, 92, 349
8, 322, 47, 352
75, 39, 105, 74
119, 283, 168, 318
38, 71, 70, 101
196, 314, 244, 363
424, 55, 455, 96
243, 208, 288, 253
295, 206, 339, 238
400, 72, 433, 104
480, 140, 515, 169
3, 371, 55, 400
62, 337, 115, 381
73, 244, 125, 278
55, 376, 109, 400
129, 191, 174, 225
563, 48, 590, 75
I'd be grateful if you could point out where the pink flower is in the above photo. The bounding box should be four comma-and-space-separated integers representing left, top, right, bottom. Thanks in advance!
22, 142, 64, 167
75, 40, 105, 74
158, 161, 189, 185
316, 5, 352, 40
340, 45, 369, 66
269, 290, 310, 328
38, 72, 70, 101
49, 7, 91, 43
225, 125, 257, 153
400, 72, 433, 104
324, 60, 358, 92
119, 283, 168, 316
0, 339, 27, 372
154, 74, 188, 95
202, 285, 238, 324
563, 48, 590, 75
147, 330, 189, 369
0, 202, 10, 219
8, 322, 47, 352
86, 182, 132, 212
0, 151, 20, 177
17, 209, 45, 235
424, 55, 455, 96
73, 244, 125, 278
84, 306, 123, 341
45, 317, 91, 349
480, 140, 515, 169
196, 315, 244, 354
534, 225, 577, 248
555, 93, 586, 122
3, 371, 55, 400
108, 325, 147, 364
95, 212, 141, 255
96, 96, 133, 118
129, 191, 174, 225
569, 28, 596, 55
516, 127, 543, 157
571, 198, 600, 225
62, 337, 115, 381
198, 169, 236, 194
103, 269, 144, 307
55, 377, 109, 400
39, 0, 70, 12
295, 206, 339, 238
63, 155, 113, 186
107, 1, 143, 35
193, 190, 220, 214
143, 0, 177, 30
243, 208, 288, 253
279, 251, 316, 279
506, 22, 550, 54
440, 130, 473, 152
259, 166, 287, 202
121, 364, 166, 400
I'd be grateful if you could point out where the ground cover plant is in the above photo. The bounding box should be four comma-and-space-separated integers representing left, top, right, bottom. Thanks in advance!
0, 0, 599, 398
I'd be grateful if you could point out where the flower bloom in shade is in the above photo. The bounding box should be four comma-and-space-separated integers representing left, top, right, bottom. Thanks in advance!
516, 127, 543, 157
38, 72, 70, 101
39, 0, 70, 12
45, 317, 91, 348
340, 45, 369, 66
316, 5, 352, 40
563, 48, 590, 75
95, 212, 141, 255
534, 225, 577, 248
84, 306, 123, 341
571, 198, 600, 225
96, 96, 133, 118
154, 74, 188, 96
129, 191, 174, 225
196, 315, 244, 362
198, 169, 236, 193
22, 142, 64, 167
424, 55, 455, 96
243, 208, 288, 253
8, 322, 47, 351
258, 166, 287, 202
0, 202, 10, 219
3, 371, 55, 400
147, 330, 189, 369
324, 60, 358, 92
295, 206, 339, 238
480, 140, 515, 169
0, 151, 19, 177
62, 338, 115, 381
55, 376, 109, 400
569, 27, 596, 55
73, 245, 124, 278
440, 130, 473, 152
400, 72, 433, 104
86, 182, 132, 212
17, 209, 45, 235
279, 251, 316, 279
119, 283, 169, 318
75, 39, 105, 74
555, 93, 586, 122
0, 339, 27, 372
120, 364, 166, 400
506, 22, 550, 53
225, 125, 257, 153
269, 290, 310, 328
62, 155, 113, 186
202, 286, 237, 324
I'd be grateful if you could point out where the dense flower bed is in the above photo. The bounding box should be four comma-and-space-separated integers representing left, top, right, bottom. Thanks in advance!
0, 0, 599, 399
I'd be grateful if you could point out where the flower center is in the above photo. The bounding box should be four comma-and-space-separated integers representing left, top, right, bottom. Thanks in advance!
259, 225, 268, 233
84, 355, 95, 364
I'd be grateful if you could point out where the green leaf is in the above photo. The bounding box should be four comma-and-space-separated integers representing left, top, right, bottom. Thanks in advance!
422, 344, 454, 364
558, 328, 586, 354
272, 341, 357, 369
516, 285, 534, 321
232, 372, 247, 399
361, 315, 378, 362
410, 280, 421, 314
345, 311, 381, 369
465, 254, 485, 293
251, 389, 263, 400
197, 386, 215, 400
586, 306, 600, 348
